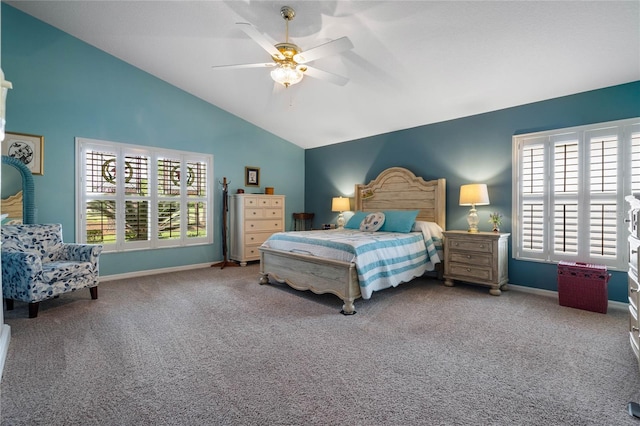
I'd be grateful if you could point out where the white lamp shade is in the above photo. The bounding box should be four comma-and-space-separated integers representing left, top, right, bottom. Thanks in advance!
332, 197, 350, 212
459, 184, 490, 206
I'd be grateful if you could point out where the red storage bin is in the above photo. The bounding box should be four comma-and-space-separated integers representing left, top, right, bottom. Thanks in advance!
557, 261, 610, 313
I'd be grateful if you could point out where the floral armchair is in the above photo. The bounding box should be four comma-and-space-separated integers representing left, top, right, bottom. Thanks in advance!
1, 224, 103, 318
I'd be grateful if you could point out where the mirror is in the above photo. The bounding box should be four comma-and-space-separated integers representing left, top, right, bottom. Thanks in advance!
1, 155, 35, 224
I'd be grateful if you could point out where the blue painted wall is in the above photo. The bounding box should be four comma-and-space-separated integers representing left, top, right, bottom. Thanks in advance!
306, 82, 640, 302
1, 4, 305, 276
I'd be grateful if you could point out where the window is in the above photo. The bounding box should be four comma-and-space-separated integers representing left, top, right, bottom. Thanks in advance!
76, 138, 213, 252
513, 118, 640, 270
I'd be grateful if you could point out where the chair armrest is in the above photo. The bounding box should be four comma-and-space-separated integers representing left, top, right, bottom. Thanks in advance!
58, 243, 103, 264
1, 250, 44, 284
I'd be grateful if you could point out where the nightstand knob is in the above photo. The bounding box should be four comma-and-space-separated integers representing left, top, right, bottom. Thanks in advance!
479, 244, 485, 248
466, 268, 471, 272
466, 255, 472, 259
632, 287, 639, 293
633, 326, 639, 333
626, 219, 632, 223
633, 250, 638, 255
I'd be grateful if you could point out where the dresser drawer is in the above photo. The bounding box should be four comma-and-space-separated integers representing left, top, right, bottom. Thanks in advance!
246, 220, 283, 232
244, 246, 261, 260
246, 208, 265, 218
447, 237, 493, 253
630, 304, 640, 361
264, 208, 282, 219
629, 207, 640, 239
257, 197, 284, 208
243, 197, 260, 207
630, 236, 640, 276
449, 252, 492, 267
448, 264, 492, 281
244, 231, 273, 246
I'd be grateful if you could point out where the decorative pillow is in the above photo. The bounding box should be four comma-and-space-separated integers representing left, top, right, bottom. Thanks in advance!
359, 212, 385, 232
345, 211, 369, 229
379, 210, 420, 233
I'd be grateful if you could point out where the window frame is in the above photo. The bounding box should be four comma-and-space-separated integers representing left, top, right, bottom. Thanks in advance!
512, 117, 640, 271
76, 137, 213, 253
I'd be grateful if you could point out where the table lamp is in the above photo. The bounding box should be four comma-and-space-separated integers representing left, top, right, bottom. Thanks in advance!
332, 196, 350, 229
459, 184, 489, 233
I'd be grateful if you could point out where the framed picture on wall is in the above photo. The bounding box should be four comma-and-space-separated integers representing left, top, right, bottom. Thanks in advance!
2, 132, 44, 175
245, 166, 260, 187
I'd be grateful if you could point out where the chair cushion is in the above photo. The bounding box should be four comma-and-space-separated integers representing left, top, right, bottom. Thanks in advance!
42, 261, 94, 283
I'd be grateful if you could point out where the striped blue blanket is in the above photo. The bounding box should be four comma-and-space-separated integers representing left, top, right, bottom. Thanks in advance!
262, 222, 443, 299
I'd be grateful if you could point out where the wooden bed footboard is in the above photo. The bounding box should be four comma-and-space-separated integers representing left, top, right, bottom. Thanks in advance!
259, 247, 360, 314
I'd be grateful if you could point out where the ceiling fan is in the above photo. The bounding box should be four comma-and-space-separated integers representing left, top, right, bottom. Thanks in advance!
212, 6, 354, 88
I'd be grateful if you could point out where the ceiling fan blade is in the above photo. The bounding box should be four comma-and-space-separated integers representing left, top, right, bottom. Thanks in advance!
302, 66, 349, 86
236, 22, 284, 60
212, 62, 275, 70
293, 36, 354, 64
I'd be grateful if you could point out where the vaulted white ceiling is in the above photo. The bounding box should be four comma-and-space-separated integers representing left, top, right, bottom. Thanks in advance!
6, 1, 640, 149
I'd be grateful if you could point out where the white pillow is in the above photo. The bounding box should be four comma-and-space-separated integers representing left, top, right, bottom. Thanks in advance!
360, 212, 385, 232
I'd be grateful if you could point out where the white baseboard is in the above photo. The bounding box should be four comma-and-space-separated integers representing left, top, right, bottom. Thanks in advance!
508, 283, 627, 311
99, 262, 216, 282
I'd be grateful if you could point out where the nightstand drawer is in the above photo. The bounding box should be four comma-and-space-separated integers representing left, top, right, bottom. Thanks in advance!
448, 264, 492, 281
449, 252, 492, 267
447, 238, 493, 253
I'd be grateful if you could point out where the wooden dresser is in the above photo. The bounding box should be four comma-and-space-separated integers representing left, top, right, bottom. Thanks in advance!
443, 230, 510, 296
626, 195, 640, 363
229, 194, 285, 266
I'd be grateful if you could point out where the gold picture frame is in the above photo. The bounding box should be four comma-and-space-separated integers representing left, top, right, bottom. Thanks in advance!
245, 166, 260, 187
2, 132, 44, 175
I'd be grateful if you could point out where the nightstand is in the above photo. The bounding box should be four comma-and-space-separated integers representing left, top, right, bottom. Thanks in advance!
442, 230, 510, 296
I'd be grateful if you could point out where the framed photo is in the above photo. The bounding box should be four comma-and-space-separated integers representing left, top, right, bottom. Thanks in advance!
245, 166, 260, 187
2, 132, 44, 175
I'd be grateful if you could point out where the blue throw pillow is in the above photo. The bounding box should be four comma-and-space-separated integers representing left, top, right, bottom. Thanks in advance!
345, 211, 368, 229
379, 210, 420, 233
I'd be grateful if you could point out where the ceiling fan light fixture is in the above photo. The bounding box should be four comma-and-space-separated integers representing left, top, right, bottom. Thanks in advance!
271, 63, 303, 87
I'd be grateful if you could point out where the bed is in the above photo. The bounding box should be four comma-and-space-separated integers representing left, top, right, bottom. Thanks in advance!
258, 167, 446, 314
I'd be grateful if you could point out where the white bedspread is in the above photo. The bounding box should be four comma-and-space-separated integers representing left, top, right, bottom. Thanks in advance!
262, 221, 443, 299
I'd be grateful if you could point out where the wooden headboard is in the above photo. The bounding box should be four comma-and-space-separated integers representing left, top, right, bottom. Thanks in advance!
354, 167, 446, 230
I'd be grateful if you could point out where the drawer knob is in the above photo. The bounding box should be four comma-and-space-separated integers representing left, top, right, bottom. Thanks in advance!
633, 250, 638, 254
454, 242, 459, 246
250, 224, 254, 228
466, 268, 471, 272
466, 255, 472, 259
632, 287, 639, 293
633, 326, 639, 333
626, 219, 632, 223
479, 244, 485, 248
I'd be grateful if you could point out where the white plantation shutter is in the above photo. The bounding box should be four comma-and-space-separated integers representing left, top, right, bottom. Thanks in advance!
632, 128, 640, 193
517, 141, 546, 258
76, 138, 213, 252
552, 138, 579, 256
513, 118, 640, 270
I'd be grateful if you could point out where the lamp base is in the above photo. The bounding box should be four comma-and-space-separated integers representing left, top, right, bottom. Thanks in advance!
337, 213, 345, 229
467, 207, 479, 233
